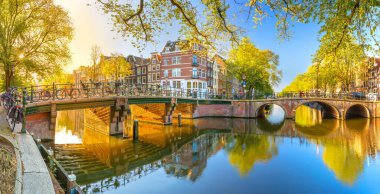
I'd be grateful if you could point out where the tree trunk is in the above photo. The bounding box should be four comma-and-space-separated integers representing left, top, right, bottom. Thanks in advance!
4, 62, 13, 90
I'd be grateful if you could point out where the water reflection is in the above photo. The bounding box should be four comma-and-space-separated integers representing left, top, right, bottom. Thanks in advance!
52, 107, 380, 194
295, 104, 323, 127
226, 134, 277, 177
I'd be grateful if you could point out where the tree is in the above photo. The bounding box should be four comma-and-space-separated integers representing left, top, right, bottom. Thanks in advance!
0, 0, 73, 89
226, 38, 282, 96
99, 53, 132, 81
284, 35, 367, 94
90, 45, 101, 81
96, 0, 380, 53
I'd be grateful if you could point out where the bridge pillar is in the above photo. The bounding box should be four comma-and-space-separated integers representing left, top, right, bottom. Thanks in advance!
49, 103, 57, 131
164, 99, 177, 125
110, 98, 129, 135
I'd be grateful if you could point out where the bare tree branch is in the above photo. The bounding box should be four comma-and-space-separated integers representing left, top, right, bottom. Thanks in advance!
168, 0, 208, 40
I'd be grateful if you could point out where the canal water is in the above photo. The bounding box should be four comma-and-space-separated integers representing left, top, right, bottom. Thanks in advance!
53, 105, 380, 194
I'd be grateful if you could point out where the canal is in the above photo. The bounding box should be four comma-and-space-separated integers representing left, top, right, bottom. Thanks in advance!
50, 105, 380, 194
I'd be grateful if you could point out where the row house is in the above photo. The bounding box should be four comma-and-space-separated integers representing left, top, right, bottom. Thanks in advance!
126, 55, 150, 86
147, 52, 161, 87
367, 57, 380, 94
160, 40, 209, 95
214, 54, 240, 96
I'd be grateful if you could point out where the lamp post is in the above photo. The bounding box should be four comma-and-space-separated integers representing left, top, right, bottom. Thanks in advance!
242, 74, 246, 99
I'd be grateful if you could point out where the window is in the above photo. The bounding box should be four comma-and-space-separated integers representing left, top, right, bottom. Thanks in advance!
156, 73, 160, 79
163, 59, 169, 66
142, 67, 146, 74
164, 70, 169, 78
137, 67, 141, 75
148, 65, 151, 71
192, 68, 198, 78
152, 73, 156, 81
175, 45, 180, 51
148, 74, 152, 82
203, 83, 206, 89
152, 59, 156, 64
172, 56, 181, 64
152, 65, 156, 71
192, 55, 197, 64
165, 47, 170, 52
142, 77, 146, 84
173, 81, 181, 88
193, 82, 197, 88
172, 68, 181, 77
202, 70, 206, 78
187, 82, 191, 89
137, 77, 141, 84
156, 64, 160, 70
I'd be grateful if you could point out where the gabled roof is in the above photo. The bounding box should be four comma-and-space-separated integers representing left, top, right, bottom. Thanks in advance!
126, 55, 149, 66
161, 40, 189, 52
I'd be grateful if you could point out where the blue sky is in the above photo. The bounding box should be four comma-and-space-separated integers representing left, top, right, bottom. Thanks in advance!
55, 0, 321, 92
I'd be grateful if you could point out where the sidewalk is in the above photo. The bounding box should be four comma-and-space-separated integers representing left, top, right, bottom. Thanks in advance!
0, 107, 54, 194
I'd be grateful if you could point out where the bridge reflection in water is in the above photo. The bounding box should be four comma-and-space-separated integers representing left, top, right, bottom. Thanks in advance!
53, 105, 380, 193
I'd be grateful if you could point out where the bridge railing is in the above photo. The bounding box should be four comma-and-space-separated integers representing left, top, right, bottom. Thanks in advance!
7, 82, 374, 103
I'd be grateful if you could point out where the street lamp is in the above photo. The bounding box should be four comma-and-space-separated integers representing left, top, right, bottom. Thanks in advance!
242, 74, 246, 99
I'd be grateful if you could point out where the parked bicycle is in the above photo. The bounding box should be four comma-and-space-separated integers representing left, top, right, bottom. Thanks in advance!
55, 85, 81, 100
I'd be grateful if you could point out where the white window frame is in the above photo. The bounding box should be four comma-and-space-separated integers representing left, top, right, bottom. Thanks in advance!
172, 68, 181, 77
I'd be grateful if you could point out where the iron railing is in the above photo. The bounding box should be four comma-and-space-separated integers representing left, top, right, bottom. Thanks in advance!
4, 82, 377, 103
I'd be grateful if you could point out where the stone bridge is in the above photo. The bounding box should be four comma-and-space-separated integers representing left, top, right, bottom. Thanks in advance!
24, 96, 380, 136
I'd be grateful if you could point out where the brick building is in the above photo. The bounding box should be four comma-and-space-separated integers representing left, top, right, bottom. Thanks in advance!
147, 52, 161, 87
367, 57, 380, 94
214, 54, 240, 96
126, 55, 149, 86
160, 40, 209, 96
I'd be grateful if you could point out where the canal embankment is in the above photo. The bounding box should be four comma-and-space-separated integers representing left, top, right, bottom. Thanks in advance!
0, 107, 55, 194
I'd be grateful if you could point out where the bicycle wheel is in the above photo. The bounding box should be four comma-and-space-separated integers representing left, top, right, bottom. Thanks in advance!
12, 113, 17, 132
55, 89, 66, 100
71, 89, 80, 99
40, 90, 51, 101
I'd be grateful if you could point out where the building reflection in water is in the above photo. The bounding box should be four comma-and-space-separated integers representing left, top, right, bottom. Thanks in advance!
53, 106, 380, 193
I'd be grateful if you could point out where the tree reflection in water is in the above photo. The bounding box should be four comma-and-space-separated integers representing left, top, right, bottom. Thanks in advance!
51, 108, 380, 193
226, 134, 277, 177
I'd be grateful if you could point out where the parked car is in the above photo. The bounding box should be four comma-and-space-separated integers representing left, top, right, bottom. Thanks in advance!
350, 92, 365, 100
367, 93, 378, 101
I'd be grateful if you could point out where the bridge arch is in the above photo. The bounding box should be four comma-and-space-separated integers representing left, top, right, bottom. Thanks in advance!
345, 104, 371, 119
256, 103, 287, 119
294, 100, 341, 119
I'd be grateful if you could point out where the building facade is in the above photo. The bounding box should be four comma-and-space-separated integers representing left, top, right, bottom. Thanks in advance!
126, 55, 149, 86
147, 52, 161, 87
160, 40, 209, 96
214, 54, 240, 96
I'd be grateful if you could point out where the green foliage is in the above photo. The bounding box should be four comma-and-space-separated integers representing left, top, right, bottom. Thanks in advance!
226, 38, 282, 94
283, 36, 367, 93
96, 0, 380, 53
0, 0, 73, 89
99, 53, 132, 80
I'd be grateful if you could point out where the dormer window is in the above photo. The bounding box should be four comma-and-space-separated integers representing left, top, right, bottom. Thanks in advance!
165, 47, 170, 52
175, 45, 180, 51
152, 58, 156, 64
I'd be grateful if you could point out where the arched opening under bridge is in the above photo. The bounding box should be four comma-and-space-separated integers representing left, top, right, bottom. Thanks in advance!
345, 104, 370, 119
256, 104, 286, 127
294, 101, 340, 127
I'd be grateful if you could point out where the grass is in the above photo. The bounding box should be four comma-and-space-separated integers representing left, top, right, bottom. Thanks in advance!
0, 136, 16, 194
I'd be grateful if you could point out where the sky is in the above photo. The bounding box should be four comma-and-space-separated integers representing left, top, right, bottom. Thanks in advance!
54, 0, 321, 92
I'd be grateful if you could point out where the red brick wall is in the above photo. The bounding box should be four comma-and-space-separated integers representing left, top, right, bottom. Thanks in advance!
26, 112, 54, 140
161, 51, 208, 81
